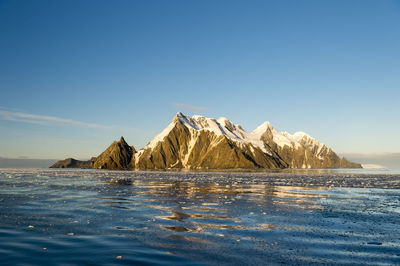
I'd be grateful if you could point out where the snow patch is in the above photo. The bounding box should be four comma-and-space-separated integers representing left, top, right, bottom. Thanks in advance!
183, 128, 199, 166
252, 122, 300, 149
147, 121, 176, 149
176, 113, 269, 154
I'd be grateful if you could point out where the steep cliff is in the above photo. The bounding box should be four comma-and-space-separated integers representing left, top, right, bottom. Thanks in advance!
92, 137, 136, 169
253, 122, 362, 168
133, 114, 286, 169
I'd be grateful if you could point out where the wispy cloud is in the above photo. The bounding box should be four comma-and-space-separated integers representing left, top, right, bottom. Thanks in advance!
0, 110, 112, 129
173, 103, 207, 111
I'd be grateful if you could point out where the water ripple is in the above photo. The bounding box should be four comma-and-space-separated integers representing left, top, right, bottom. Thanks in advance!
0, 169, 400, 265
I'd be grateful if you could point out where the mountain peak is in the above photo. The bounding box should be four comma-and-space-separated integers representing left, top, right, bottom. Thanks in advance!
217, 117, 229, 123
293, 131, 307, 137
292, 131, 314, 142
175, 111, 184, 117
252, 121, 274, 136
92, 137, 135, 169
173, 112, 193, 124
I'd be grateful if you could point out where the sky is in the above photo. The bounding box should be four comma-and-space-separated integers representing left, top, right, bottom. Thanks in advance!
0, 0, 399, 161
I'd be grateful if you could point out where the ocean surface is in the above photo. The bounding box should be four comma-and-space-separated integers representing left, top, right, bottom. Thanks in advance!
1, 168, 400, 265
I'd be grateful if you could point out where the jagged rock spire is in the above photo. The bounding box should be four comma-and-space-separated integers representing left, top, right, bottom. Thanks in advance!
92, 136, 136, 169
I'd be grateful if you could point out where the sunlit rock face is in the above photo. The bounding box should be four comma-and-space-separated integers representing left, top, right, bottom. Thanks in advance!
131, 112, 359, 170
257, 125, 362, 169
92, 137, 136, 169
133, 115, 286, 169
50, 112, 361, 170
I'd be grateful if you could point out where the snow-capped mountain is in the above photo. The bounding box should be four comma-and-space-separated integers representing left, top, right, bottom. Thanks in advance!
251, 121, 346, 168
51, 112, 362, 170
146, 112, 268, 154
131, 112, 360, 169
134, 112, 286, 169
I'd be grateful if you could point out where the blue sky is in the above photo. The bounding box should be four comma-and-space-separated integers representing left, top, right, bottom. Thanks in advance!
0, 0, 399, 159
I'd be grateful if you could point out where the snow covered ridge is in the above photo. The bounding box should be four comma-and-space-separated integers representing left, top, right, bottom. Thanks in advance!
146, 112, 326, 154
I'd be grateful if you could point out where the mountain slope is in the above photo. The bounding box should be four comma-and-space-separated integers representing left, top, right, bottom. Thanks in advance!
252, 122, 361, 168
133, 113, 286, 169
92, 137, 136, 169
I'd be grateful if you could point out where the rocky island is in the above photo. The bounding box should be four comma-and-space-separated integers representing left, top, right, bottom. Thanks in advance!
51, 112, 362, 170
50, 158, 94, 169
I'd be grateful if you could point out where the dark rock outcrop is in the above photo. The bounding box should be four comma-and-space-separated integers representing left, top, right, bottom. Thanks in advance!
50, 158, 93, 169
340, 157, 362, 168
92, 137, 136, 169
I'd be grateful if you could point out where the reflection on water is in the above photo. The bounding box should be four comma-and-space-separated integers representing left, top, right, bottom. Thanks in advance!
132, 181, 328, 239
0, 169, 400, 265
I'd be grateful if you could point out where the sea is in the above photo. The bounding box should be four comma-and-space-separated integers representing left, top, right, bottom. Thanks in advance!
0, 168, 399, 265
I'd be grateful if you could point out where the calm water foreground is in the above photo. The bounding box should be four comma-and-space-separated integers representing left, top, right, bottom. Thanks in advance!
0, 169, 400, 265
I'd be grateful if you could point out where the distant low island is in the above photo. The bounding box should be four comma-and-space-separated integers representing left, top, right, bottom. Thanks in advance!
51, 112, 362, 170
